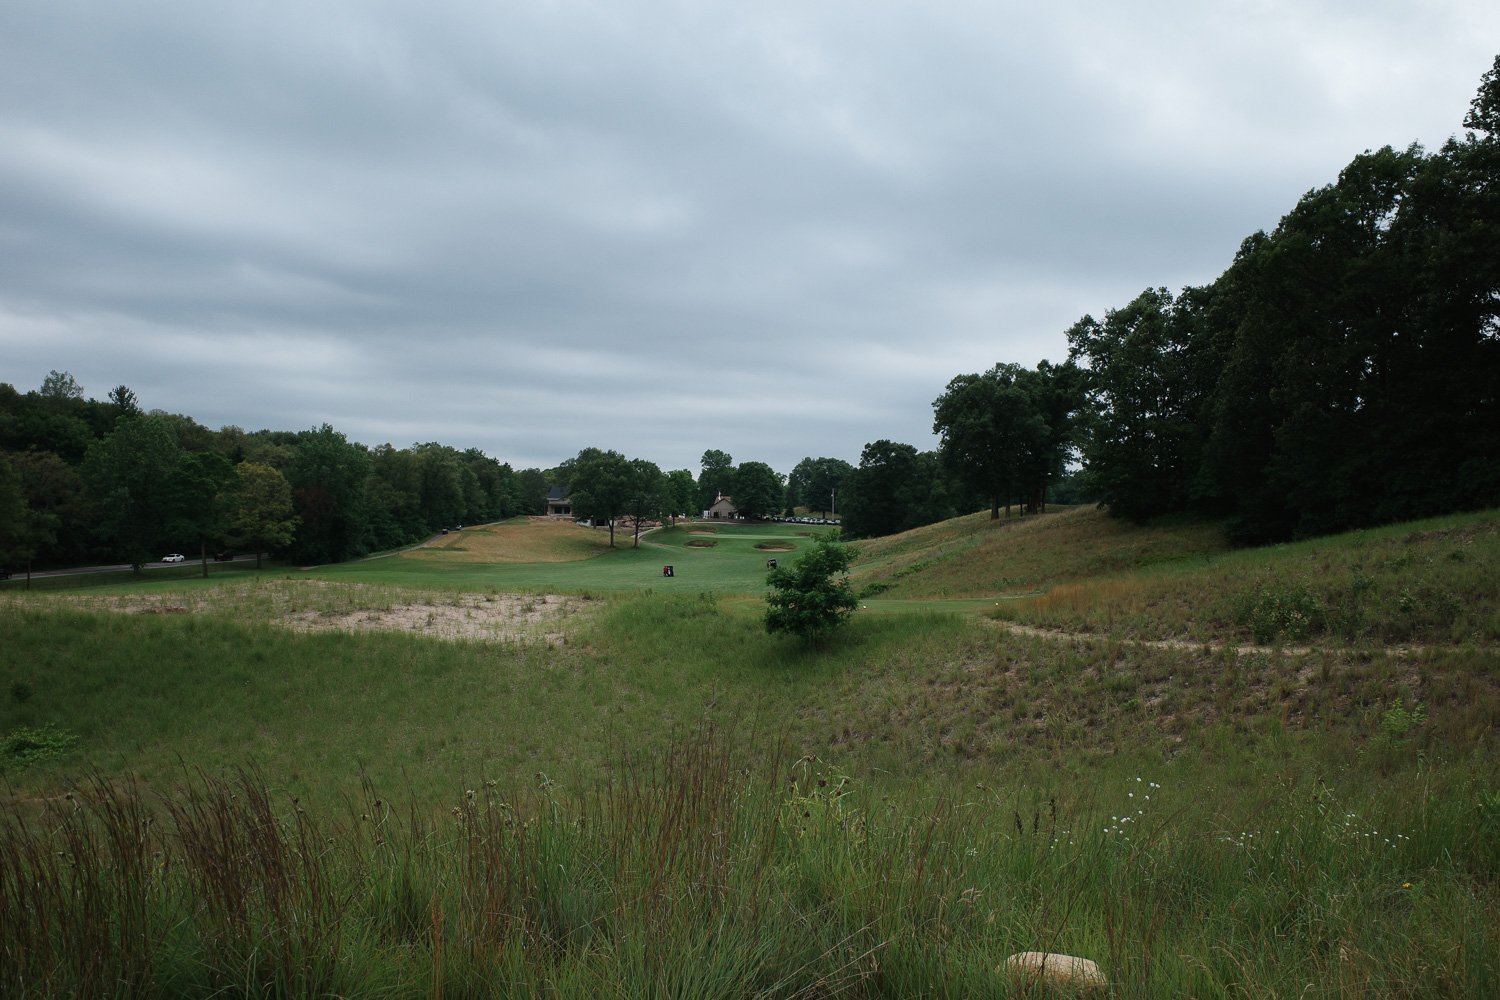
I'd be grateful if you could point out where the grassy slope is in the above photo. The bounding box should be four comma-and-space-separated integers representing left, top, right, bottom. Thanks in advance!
6, 511, 1500, 996
991, 508, 1500, 645
6, 580, 1498, 799
847, 505, 1230, 599
847, 503, 1500, 645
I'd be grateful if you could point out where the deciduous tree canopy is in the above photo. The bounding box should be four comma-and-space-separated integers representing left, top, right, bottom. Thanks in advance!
763, 533, 858, 642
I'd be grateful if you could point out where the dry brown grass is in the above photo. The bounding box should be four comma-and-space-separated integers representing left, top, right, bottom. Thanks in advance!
402, 520, 613, 564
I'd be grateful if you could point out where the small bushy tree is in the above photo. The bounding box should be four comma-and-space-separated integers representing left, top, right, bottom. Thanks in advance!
763, 534, 858, 642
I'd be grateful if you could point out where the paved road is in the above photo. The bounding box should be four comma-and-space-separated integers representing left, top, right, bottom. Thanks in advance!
4, 554, 261, 581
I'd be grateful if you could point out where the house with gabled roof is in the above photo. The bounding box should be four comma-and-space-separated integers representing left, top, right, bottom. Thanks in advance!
705, 494, 738, 519
547, 486, 573, 517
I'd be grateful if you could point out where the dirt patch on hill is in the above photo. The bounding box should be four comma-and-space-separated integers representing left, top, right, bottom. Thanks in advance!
754, 543, 796, 552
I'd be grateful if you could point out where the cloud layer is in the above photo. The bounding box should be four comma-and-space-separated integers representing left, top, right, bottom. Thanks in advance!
2, 1, 1495, 471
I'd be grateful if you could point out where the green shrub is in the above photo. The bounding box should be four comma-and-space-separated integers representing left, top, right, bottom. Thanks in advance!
1, 725, 78, 770
764, 535, 858, 642
1236, 584, 1325, 643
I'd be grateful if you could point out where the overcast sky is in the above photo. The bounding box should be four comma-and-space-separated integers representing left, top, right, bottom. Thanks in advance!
1, 2, 1495, 474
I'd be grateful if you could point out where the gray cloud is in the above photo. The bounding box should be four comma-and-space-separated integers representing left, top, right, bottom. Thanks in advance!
2, 0, 1495, 471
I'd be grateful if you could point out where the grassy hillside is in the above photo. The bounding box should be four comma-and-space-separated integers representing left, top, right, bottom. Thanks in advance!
848, 505, 1230, 599
5, 511, 1500, 996
6, 577, 1498, 799
845, 503, 1500, 646
990, 508, 1500, 646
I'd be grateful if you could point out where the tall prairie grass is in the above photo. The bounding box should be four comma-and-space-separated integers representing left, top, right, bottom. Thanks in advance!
993, 508, 1500, 646
3, 726, 1498, 998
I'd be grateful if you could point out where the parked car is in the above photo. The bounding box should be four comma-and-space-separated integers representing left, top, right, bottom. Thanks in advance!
161, 553, 186, 563
213, 551, 234, 561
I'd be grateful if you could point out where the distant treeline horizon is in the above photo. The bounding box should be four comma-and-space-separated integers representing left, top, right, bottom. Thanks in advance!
4, 57, 1497, 570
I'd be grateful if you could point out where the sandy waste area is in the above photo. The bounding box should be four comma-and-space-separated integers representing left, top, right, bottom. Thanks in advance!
37, 584, 591, 646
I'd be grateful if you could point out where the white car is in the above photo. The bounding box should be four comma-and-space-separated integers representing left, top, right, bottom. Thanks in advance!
161, 553, 186, 563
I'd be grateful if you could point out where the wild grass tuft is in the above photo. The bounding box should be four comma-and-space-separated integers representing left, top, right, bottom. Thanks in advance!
3, 728, 1498, 998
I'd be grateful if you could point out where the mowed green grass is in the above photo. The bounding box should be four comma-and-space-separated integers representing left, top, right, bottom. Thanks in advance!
308, 522, 835, 594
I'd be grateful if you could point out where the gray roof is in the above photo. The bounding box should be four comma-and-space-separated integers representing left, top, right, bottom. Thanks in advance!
547, 486, 569, 500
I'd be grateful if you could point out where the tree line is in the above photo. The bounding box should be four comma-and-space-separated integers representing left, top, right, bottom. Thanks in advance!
842, 56, 1500, 543
0, 378, 561, 577
0, 375, 866, 572
5, 59, 1496, 567
1064, 56, 1500, 542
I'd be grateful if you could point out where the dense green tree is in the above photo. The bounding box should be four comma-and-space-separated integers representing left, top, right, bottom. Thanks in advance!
286, 425, 373, 564
840, 441, 956, 539
1203, 131, 1497, 540
0, 454, 57, 586
413, 443, 468, 529
0, 382, 101, 463
514, 468, 550, 516
788, 457, 853, 517
569, 448, 636, 546
1065, 287, 1222, 522
6, 449, 91, 568
732, 461, 784, 520
763, 533, 859, 642
80, 415, 180, 572
463, 448, 522, 522
662, 469, 696, 525
366, 443, 424, 546
152, 412, 218, 454
225, 462, 299, 569
932, 363, 1050, 520
1014, 361, 1085, 513
1465, 54, 1500, 135
699, 449, 734, 511
623, 459, 664, 546
164, 452, 235, 576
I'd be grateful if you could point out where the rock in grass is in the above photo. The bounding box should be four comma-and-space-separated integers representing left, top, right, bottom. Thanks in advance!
1001, 952, 1106, 991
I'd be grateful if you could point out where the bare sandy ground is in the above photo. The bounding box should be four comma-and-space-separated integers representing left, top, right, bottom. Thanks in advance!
282, 593, 586, 645
34, 583, 592, 646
